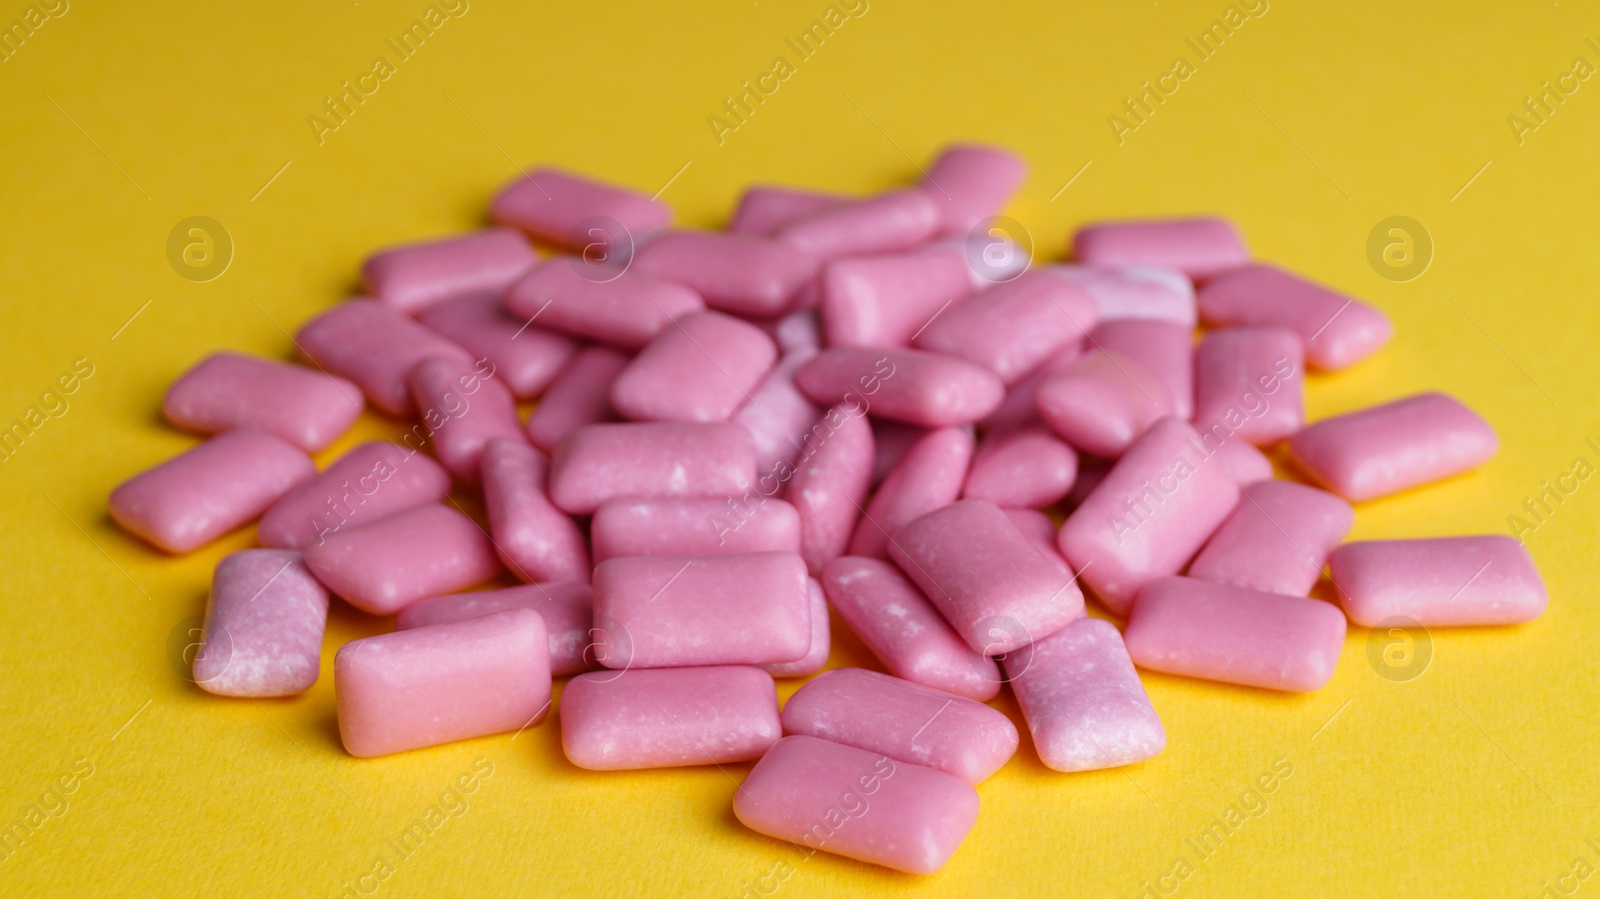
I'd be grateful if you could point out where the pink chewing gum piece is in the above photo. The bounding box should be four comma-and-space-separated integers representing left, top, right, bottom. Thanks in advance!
796, 347, 1004, 427
303, 504, 501, 615
609, 310, 777, 422
417, 293, 578, 400
728, 185, 848, 236
1072, 217, 1250, 281
1328, 536, 1547, 627
979, 346, 1084, 433
335, 608, 551, 758
889, 499, 1084, 654
922, 143, 1028, 236
590, 552, 811, 668
1004, 508, 1071, 575
849, 426, 973, 560
547, 421, 757, 515
1003, 617, 1165, 771
1125, 576, 1347, 692
819, 250, 972, 348
822, 556, 1000, 701
1092, 319, 1194, 420
1214, 435, 1275, 485
782, 667, 1018, 784
163, 352, 362, 453
1188, 480, 1353, 596
1287, 392, 1498, 502
1193, 327, 1305, 447
561, 666, 781, 770
408, 355, 525, 487
763, 579, 831, 677
736, 348, 822, 475
766, 307, 822, 353
777, 188, 942, 262
1036, 349, 1174, 459
489, 167, 671, 250
480, 438, 590, 583
523, 345, 629, 453
503, 259, 704, 351
295, 299, 473, 416
963, 425, 1078, 509
258, 441, 451, 550
591, 496, 800, 563
195, 549, 328, 697
1057, 418, 1242, 616
1045, 264, 1197, 327
396, 580, 595, 676
733, 735, 980, 875
362, 228, 537, 316
632, 231, 819, 317
1198, 264, 1392, 370
109, 430, 314, 554
786, 405, 875, 574
914, 271, 1096, 384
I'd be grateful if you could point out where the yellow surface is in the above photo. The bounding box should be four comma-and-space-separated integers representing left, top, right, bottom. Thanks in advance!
3, 1, 1599, 896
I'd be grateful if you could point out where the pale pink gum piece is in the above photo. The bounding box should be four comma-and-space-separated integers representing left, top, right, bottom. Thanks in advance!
109, 430, 313, 554
1004, 508, 1071, 574
362, 228, 537, 316
503, 259, 704, 350
417, 293, 578, 399
777, 188, 942, 261
547, 421, 757, 515
1125, 576, 1347, 692
561, 665, 780, 770
819, 249, 972, 348
258, 440, 451, 550
1045, 264, 1197, 327
1198, 264, 1393, 370
1193, 327, 1305, 447
1057, 418, 1242, 616
795, 347, 1004, 427
480, 438, 590, 584
163, 352, 363, 452
736, 348, 822, 475
1214, 435, 1275, 485
1003, 617, 1165, 771
407, 355, 525, 487
1287, 392, 1498, 502
913, 271, 1096, 384
1188, 480, 1353, 596
609, 310, 777, 422
1092, 319, 1195, 419
195, 549, 328, 697
870, 419, 927, 485
632, 230, 820, 317
396, 580, 595, 676
295, 299, 473, 416
922, 143, 1028, 235
769, 307, 823, 353
728, 185, 847, 236
335, 608, 551, 757
303, 504, 501, 615
733, 735, 980, 875
763, 579, 831, 677
786, 405, 875, 574
1328, 535, 1547, 627
591, 496, 800, 562
1072, 217, 1250, 281
523, 345, 629, 453
590, 552, 811, 668
963, 425, 1078, 509
1036, 349, 1174, 459
978, 345, 1085, 433
489, 166, 671, 250
849, 426, 973, 559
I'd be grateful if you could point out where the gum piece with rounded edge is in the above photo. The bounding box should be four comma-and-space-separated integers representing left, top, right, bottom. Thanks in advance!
777, 188, 942, 262
408, 355, 525, 487
1198, 264, 1392, 370
963, 425, 1078, 509
728, 185, 847, 236
303, 504, 501, 615
761, 579, 831, 678
1215, 437, 1274, 485
524, 345, 629, 453
163, 352, 363, 452
547, 421, 756, 515
591, 496, 800, 563
561, 665, 780, 770
632, 231, 819, 318
1189, 481, 1353, 596
295, 299, 473, 416
1045, 264, 1196, 327
819, 250, 972, 348
849, 426, 973, 560
1328, 536, 1547, 627
736, 348, 822, 476
786, 405, 874, 574
733, 735, 980, 875
1092, 319, 1194, 420
1072, 217, 1250, 281
481, 438, 590, 584
1058, 418, 1241, 616
922, 144, 1028, 236
610, 310, 777, 422
195, 549, 328, 697
796, 347, 1004, 427
362, 228, 537, 316
490, 167, 671, 250
335, 608, 550, 758
914, 271, 1096, 384
396, 580, 595, 675
258, 441, 451, 550
1036, 349, 1174, 459
1287, 392, 1498, 501
110, 429, 314, 554
418, 293, 578, 399
1124, 576, 1347, 692
1193, 327, 1305, 446
1004, 508, 1070, 574
503, 260, 704, 350
1003, 617, 1165, 771
767, 308, 822, 353
979, 346, 1084, 433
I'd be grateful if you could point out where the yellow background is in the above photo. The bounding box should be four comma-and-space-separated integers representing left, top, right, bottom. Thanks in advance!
3, 1, 1598, 896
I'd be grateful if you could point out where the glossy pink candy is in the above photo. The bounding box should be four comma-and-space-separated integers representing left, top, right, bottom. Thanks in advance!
303, 504, 501, 615
785, 404, 875, 574
1004, 507, 1071, 575
763, 578, 831, 678
1198, 264, 1392, 370
727, 185, 846, 236
736, 348, 822, 475
777, 188, 942, 261
632, 230, 819, 317
962, 425, 1078, 509
295, 299, 473, 416
1193, 327, 1305, 446
195, 549, 328, 697
1045, 264, 1196, 327
362, 228, 537, 316
490, 166, 671, 250
1328, 535, 1547, 627
163, 352, 362, 452
1036, 349, 1174, 458
1092, 319, 1194, 420
561, 666, 781, 770
480, 438, 590, 584
396, 580, 595, 676
547, 421, 757, 515
335, 609, 551, 757
979, 345, 1084, 433
795, 347, 1004, 427
591, 496, 800, 562
523, 345, 628, 453
1288, 392, 1498, 501
1188, 480, 1353, 596
609, 310, 777, 422
849, 426, 973, 560
1072, 217, 1250, 281
819, 249, 971, 348
914, 271, 1096, 384
921, 143, 1028, 235
417, 293, 578, 399
408, 355, 525, 486
503, 259, 704, 350
257, 441, 451, 550
1215, 438, 1275, 485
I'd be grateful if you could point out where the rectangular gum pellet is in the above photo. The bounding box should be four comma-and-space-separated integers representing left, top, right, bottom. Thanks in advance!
1045, 264, 1197, 327
632, 230, 819, 317
921, 143, 1027, 235
1004, 507, 1072, 575
1328, 535, 1547, 626
609, 310, 777, 422
727, 185, 847, 236
195, 549, 328, 697
1187, 480, 1353, 596
489, 166, 672, 250
796, 347, 1004, 427
560, 665, 780, 770
523, 345, 629, 453
962, 425, 1078, 509
762, 578, 831, 678
547, 421, 757, 515
1092, 319, 1194, 420
777, 188, 942, 262
109, 429, 315, 553
503, 259, 704, 350
396, 580, 596, 675
1288, 392, 1498, 502
849, 426, 973, 560
480, 438, 591, 583
257, 440, 451, 550
820, 250, 972, 348
781, 667, 1018, 784
590, 552, 810, 668
1198, 264, 1393, 369
163, 352, 363, 452
785, 404, 875, 573
733, 734, 980, 875
417, 293, 578, 399
295, 299, 474, 416
408, 355, 526, 486
1193, 326, 1305, 446
1035, 348, 1175, 459
913, 271, 1096, 384
1003, 617, 1165, 771
335, 608, 551, 757
1072, 217, 1250, 281
736, 348, 822, 476
303, 503, 501, 615
590, 496, 800, 563
1125, 576, 1347, 692
361, 228, 538, 316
